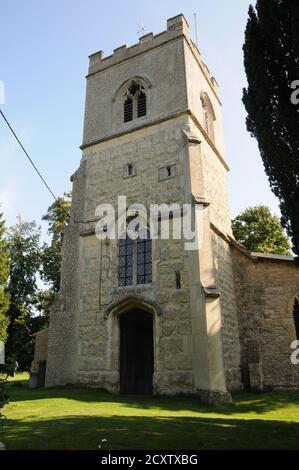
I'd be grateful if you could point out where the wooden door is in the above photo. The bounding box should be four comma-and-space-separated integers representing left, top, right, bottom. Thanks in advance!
120, 309, 154, 394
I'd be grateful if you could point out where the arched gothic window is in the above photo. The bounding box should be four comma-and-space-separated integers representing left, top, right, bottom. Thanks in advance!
201, 93, 216, 144
203, 102, 211, 135
293, 294, 299, 340
118, 228, 152, 286
123, 82, 147, 123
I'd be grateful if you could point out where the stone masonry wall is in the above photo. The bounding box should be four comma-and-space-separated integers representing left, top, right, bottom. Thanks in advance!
31, 329, 48, 371
232, 247, 299, 390
211, 232, 242, 391
186, 117, 241, 392
75, 116, 198, 394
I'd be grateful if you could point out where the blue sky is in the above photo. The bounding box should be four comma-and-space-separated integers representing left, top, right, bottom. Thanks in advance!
0, 0, 280, 239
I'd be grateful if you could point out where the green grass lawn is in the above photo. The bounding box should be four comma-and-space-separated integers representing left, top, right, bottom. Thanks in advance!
1, 373, 299, 450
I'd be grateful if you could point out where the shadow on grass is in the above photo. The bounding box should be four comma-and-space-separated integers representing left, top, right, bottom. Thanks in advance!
2, 413, 299, 450
2, 373, 29, 383
5, 385, 299, 416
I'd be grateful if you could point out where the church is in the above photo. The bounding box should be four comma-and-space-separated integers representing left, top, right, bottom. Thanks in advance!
31, 14, 299, 404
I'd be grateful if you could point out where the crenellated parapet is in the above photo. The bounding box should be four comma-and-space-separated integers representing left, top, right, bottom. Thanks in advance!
87, 14, 219, 99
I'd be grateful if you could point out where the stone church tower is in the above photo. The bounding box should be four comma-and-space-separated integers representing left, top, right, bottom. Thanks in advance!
44, 14, 244, 403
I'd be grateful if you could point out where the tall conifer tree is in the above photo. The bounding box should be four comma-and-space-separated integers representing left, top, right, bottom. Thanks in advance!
243, 0, 299, 255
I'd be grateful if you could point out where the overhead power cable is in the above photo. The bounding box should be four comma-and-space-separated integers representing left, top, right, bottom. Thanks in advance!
0, 109, 57, 201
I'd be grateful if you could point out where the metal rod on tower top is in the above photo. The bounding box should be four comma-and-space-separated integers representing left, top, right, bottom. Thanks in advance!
194, 13, 198, 47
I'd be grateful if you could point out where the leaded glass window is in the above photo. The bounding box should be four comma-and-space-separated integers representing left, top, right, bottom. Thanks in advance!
137, 236, 152, 284
118, 236, 134, 286
118, 232, 152, 286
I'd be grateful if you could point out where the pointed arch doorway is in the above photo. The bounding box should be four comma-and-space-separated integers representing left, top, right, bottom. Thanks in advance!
119, 309, 154, 394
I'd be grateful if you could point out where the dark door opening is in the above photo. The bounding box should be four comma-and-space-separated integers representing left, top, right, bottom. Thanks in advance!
38, 360, 46, 388
120, 309, 154, 394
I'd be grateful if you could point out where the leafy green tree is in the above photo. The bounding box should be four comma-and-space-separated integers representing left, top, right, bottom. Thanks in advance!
34, 290, 56, 324
232, 205, 291, 255
6, 220, 42, 369
40, 192, 71, 292
243, 0, 299, 255
0, 210, 10, 343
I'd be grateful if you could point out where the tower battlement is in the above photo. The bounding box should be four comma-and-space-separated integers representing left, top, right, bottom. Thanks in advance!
87, 14, 219, 97
83, 13, 223, 149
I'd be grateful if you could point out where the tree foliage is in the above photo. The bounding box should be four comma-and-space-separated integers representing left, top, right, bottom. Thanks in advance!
5, 221, 42, 369
34, 290, 56, 324
1, 193, 71, 370
40, 192, 71, 292
243, 0, 299, 255
0, 210, 10, 343
232, 205, 291, 255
